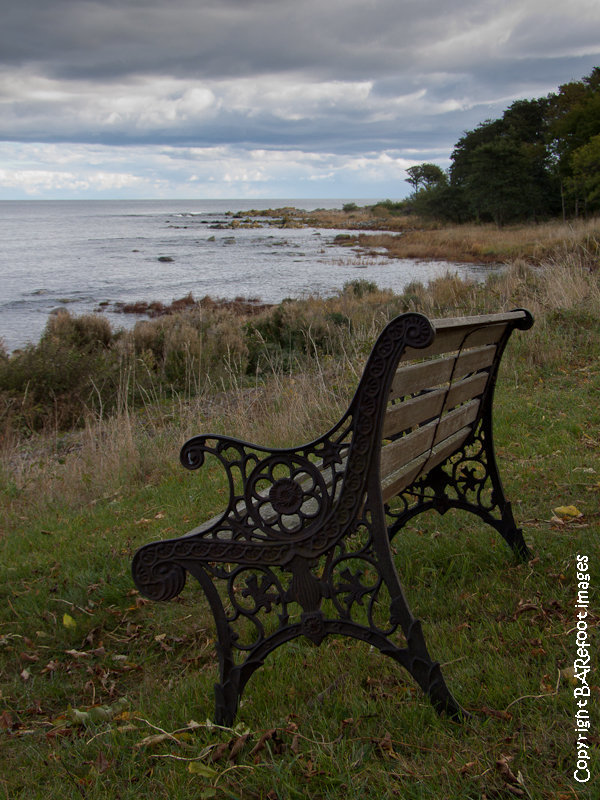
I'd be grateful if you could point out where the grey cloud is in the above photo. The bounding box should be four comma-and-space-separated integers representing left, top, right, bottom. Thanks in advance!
1, 0, 599, 198
0, 0, 548, 80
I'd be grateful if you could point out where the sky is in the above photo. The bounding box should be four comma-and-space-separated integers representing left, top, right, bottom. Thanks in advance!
1, 0, 599, 200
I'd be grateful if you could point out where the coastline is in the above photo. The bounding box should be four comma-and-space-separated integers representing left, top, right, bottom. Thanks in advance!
0, 199, 496, 353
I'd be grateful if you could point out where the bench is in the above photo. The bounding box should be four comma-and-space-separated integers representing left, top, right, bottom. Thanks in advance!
132, 309, 534, 725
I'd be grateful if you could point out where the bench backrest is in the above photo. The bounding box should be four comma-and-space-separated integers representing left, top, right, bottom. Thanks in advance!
374, 311, 533, 502
330, 310, 531, 520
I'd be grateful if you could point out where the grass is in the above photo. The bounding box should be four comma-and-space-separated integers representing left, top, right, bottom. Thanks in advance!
242, 207, 600, 264
349, 216, 600, 264
1, 225, 599, 798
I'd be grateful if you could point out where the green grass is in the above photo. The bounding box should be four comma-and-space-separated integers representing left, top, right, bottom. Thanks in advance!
2, 263, 600, 798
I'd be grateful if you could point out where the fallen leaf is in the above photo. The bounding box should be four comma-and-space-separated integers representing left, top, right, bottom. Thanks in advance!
62, 613, 77, 630
229, 733, 251, 761
94, 751, 111, 774
0, 710, 13, 730
480, 706, 512, 721
210, 741, 231, 762
20, 652, 39, 663
65, 649, 90, 659
560, 666, 578, 686
135, 733, 179, 748
249, 728, 277, 759
553, 505, 583, 518
67, 697, 129, 727
496, 756, 521, 787
188, 762, 218, 778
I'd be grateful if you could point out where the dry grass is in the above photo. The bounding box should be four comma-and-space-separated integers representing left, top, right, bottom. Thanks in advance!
357, 216, 600, 263
2, 245, 598, 525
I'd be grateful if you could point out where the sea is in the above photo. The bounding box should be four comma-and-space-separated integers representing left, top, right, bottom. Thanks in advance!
0, 199, 497, 352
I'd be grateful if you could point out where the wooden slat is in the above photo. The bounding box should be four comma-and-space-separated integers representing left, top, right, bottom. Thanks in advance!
389, 344, 496, 400
381, 426, 472, 502
431, 310, 529, 330
434, 398, 480, 444
380, 397, 480, 484
383, 389, 446, 439
442, 371, 488, 412
380, 420, 436, 478
400, 322, 507, 362
383, 371, 487, 439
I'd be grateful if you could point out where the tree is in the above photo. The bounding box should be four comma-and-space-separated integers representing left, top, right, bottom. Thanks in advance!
404, 66, 600, 224
547, 67, 600, 216
449, 98, 559, 223
405, 163, 448, 192
570, 134, 600, 212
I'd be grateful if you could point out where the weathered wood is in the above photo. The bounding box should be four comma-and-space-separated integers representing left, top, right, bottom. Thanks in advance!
381, 426, 473, 502
401, 321, 508, 362
389, 343, 496, 400
380, 396, 481, 483
383, 371, 488, 438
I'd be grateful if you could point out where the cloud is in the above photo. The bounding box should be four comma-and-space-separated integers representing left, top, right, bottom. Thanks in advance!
0, 140, 422, 199
1, 0, 599, 197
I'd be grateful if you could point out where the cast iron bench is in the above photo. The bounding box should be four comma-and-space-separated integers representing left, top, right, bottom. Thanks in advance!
132, 309, 534, 724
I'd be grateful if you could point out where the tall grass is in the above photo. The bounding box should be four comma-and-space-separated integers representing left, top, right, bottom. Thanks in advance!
357, 216, 600, 263
2, 249, 598, 522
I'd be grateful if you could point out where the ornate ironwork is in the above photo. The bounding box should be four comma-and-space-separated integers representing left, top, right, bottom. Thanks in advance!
386, 414, 531, 559
132, 310, 533, 726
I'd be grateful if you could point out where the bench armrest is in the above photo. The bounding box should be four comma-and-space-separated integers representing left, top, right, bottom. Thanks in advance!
179, 427, 351, 540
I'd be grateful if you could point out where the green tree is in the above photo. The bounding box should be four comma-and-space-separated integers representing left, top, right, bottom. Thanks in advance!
547, 67, 600, 216
405, 163, 448, 192
404, 66, 600, 224
410, 182, 468, 222
449, 98, 557, 224
570, 134, 600, 211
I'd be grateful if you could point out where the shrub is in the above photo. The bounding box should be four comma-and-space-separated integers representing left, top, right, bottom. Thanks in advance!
343, 279, 379, 298
43, 310, 113, 351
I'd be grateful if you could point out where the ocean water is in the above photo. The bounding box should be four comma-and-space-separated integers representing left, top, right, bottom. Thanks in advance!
0, 199, 496, 352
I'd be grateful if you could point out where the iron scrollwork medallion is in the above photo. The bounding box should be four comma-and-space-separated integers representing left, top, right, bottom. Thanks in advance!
246, 454, 331, 538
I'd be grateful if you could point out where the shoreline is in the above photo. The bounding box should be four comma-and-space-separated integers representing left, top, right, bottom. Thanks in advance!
227, 206, 600, 264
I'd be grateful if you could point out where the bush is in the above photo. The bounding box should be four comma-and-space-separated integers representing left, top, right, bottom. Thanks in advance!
43, 310, 113, 351
370, 199, 409, 216
343, 279, 379, 298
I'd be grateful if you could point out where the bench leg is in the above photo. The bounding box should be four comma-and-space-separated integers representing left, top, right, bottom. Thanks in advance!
367, 502, 466, 720
387, 618, 465, 720
184, 563, 245, 727
184, 530, 467, 725
387, 418, 532, 561
214, 618, 466, 724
